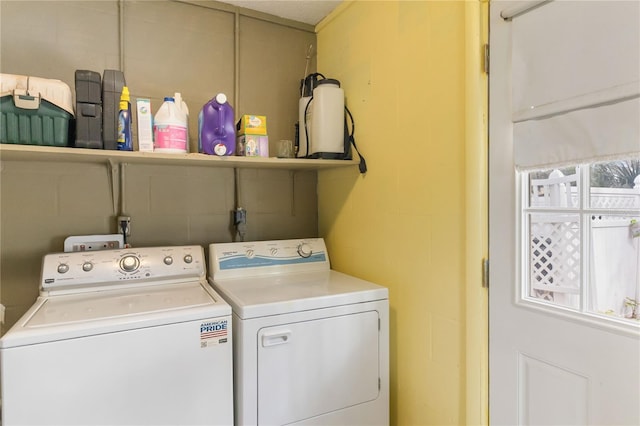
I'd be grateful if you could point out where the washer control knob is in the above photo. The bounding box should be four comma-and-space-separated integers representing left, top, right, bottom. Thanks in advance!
184, 254, 193, 264
57, 263, 69, 274
120, 255, 140, 272
270, 248, 278, 256
297, 243, 312, 258
246, 249, 255, 259
82, 262, 93, 272
164, 256, 174, 265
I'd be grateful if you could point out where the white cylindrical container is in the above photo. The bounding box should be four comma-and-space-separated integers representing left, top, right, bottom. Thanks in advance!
310, 79, 344, 156
153, 97, 188, 153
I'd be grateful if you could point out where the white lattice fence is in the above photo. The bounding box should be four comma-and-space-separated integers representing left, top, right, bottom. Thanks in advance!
532, 183, 640, 209
530, 216, 581, 307
591, 187, 640, 209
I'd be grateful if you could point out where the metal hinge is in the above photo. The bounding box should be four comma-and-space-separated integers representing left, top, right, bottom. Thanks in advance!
482, 258, 489, 288
483, 43, 490, 74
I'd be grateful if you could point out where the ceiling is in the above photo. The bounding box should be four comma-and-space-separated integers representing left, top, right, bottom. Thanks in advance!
216, 0, 342, 26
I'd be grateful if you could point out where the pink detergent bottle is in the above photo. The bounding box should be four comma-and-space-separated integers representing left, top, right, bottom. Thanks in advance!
200, 93, 235, 156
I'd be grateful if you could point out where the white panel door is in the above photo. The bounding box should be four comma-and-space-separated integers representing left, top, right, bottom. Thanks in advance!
489, 2, 640, 425
257, 311, 380, 425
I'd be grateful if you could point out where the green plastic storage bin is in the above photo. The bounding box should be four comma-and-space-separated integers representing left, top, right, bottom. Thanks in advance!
0, 93, 73, 146
0, 74, 74, 146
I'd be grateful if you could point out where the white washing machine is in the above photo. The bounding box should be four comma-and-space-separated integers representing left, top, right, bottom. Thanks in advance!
209, 238, 389, 426
0, 245, 233, 425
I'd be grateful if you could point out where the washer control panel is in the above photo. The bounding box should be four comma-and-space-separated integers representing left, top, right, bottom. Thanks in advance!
210, 238, 330, 279
41, 245, 205, 293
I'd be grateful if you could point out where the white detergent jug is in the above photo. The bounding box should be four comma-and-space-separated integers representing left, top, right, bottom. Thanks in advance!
153, 97, 188, 153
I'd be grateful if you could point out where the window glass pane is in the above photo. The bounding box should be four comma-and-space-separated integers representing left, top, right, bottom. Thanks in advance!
590, 159, 640, 209
588, 158, 640, 323
529, 166, 579, 208
589, 214, 640, 322
522, 158, 640, 328
527, 213, 581, 309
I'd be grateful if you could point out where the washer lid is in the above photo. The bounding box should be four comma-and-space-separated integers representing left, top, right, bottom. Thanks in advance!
211, 270, 388, 319
0, 281, 231, 348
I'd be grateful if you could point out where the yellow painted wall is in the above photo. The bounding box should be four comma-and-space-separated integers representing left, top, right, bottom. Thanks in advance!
316, 1, 488, 424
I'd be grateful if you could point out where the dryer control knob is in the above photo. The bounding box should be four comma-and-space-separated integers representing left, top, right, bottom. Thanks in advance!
184, 254, 193, 264
120, 255, 140, 272
164, 256, 174, 265
297, 243, 312, 258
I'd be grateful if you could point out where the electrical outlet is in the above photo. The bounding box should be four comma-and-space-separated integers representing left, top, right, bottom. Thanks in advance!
232, 208, 247, 241
234, 208, 247, 225
118, 216, 132, 236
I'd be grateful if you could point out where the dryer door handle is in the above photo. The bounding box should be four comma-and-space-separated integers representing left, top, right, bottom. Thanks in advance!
262, 330, 292, 347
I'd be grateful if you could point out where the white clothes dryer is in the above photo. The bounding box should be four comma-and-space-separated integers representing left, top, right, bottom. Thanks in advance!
0, 245, 233, 426
209, 238, 389, 426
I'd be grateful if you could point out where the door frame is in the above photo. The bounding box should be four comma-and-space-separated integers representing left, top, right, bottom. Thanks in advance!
463, 1, 490, 425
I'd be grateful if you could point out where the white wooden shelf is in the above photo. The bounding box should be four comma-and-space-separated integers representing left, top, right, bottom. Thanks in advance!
0, 144, 358, 170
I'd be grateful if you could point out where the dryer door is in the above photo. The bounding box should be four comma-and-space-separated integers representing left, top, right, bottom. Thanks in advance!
257, 310, 380, 425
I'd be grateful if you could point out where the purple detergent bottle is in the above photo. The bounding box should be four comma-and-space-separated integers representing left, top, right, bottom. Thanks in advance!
200, 93, 236, 156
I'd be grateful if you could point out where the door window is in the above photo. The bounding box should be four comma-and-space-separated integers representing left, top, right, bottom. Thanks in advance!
522, 158, 640, 326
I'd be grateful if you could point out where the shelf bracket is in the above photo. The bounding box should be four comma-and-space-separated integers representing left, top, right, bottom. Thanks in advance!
107, 159, 119, 215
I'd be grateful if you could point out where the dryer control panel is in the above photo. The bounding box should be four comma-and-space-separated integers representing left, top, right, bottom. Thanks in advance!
40, 245, 205, 294
210, 238, 330, 280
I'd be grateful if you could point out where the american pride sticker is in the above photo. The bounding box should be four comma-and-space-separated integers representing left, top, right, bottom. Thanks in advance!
200, 319, 228, 347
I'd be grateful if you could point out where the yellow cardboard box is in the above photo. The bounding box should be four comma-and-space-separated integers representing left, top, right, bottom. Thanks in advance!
236, 114, 267, 135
